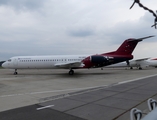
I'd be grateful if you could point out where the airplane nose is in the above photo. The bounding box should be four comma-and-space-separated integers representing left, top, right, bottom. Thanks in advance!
2, 62, 6, 68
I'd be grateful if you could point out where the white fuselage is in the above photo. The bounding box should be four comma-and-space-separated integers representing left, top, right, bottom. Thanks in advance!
147, 59, 157, 67
2, 55, 88, 69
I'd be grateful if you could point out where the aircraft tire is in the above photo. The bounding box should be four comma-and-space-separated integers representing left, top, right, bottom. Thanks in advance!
69, 70, 74, 75
14, 69, 18, 75
14, 72, 18, 75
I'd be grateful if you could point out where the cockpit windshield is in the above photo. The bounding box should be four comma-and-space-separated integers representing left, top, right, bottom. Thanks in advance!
8, 59, 11, 62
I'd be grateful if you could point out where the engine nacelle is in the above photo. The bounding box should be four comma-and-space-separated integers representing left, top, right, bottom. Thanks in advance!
82, 55, 111, 68
90, 55, 108, 63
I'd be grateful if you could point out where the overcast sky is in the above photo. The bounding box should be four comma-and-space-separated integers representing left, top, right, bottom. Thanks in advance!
0, 0, 157, 61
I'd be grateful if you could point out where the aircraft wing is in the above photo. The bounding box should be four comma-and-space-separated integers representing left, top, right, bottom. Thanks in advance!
54, 62, 84, 68
134, 57, 150, 61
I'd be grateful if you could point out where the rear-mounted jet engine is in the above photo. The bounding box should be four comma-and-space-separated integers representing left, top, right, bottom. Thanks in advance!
90, 55, 109, 67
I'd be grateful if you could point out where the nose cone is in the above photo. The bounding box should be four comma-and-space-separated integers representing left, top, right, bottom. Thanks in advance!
2, 62, 6, 68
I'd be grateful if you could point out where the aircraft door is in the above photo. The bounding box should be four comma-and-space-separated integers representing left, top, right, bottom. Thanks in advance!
13, 58, 18, 67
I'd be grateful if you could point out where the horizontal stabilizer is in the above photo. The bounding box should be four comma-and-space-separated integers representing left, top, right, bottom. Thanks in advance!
136, 35, 155, 40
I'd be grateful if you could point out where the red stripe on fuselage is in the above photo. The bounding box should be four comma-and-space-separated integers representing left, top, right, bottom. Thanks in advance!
151, 58, 157, 60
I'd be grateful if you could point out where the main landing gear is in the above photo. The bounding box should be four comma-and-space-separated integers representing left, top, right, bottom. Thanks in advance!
14, 69, 18, 75
69, 69, 74, 75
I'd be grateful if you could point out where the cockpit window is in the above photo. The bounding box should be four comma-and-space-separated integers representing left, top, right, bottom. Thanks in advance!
8, 59, 11, 62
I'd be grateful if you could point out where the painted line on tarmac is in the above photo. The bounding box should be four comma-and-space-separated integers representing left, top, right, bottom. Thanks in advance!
1, 74, 157, 98
36, 105, 54, 110
118, 74, 157, 85
0, 85, 108, 98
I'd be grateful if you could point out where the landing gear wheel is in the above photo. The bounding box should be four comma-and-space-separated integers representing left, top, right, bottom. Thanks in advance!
69, 70, 74, 75
14, 69, 18, 75
14, 72, 18, 75
139, 67, 142, 70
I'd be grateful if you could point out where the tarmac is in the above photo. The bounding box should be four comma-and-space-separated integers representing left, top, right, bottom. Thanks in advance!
0, 67, 157, 120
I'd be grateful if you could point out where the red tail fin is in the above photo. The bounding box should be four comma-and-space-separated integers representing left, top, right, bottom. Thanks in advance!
105, 36, 154, 55
114, 39, 141, 55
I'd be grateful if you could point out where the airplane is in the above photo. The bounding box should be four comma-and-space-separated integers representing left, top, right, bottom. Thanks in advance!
106, 58, 150, 69
106, 57, 157, 70
147, 58, 157, 68
2, 35, 154, 75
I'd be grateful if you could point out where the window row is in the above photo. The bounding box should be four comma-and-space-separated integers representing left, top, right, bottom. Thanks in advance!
19, 59, 82, 62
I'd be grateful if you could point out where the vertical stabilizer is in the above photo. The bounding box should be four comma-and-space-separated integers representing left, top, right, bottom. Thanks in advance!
114, 36, 154, 55
115, 39, 140, 55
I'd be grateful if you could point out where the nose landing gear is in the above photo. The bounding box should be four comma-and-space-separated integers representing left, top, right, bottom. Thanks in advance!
14, 69, 18, 75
